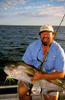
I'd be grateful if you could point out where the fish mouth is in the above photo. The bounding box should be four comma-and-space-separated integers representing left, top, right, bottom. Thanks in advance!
4, 67, 10, 76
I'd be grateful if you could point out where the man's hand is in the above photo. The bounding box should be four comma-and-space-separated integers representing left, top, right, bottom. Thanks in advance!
32, 70, 65, 84
32, 70, 42, 84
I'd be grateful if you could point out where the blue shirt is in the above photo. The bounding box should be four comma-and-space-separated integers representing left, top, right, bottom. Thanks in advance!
22, 40, 65, 73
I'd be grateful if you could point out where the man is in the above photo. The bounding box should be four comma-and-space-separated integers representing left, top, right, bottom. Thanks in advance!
18, 25, 65, 100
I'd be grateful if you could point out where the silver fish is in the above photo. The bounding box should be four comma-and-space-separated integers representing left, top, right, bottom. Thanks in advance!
4, 62, 65, 92
4, 62, 35, 83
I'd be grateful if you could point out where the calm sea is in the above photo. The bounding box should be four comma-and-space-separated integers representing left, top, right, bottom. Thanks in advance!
0, 25, 65, 85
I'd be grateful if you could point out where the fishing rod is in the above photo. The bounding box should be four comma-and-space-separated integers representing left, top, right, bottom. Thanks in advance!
54, 14, 65, 37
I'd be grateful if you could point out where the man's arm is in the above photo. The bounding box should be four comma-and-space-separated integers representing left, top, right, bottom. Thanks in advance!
33, 71, 65, 81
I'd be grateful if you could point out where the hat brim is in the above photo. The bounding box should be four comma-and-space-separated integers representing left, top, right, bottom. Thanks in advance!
39, 31, 55, 35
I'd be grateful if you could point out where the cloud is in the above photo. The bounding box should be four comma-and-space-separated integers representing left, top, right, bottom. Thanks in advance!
0, 0, 29, 10
23, 4, 65, 17
24, 5, 65, 17
0, 2, 9, 10
6, 0, 25, 5
49, 0, 65, 2
0, 0, 65, 18
1, 12, 30, 17
24, 6, 32, 9
56, 0, 65, 1
31, 5, 65, 17
1, 5, 65, 18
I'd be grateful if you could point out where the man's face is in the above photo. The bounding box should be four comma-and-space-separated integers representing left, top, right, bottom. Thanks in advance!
40, 32, 54, 46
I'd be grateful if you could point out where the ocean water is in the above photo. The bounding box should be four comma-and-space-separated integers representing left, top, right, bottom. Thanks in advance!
0, 25, 65, 85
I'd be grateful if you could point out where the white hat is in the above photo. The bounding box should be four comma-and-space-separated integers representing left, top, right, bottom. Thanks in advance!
39, 24, 54, 35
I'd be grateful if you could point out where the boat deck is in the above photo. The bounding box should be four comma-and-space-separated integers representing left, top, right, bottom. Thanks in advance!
0, 93, 43, 100
0, 85, 44, 100
0, 85, 65, 100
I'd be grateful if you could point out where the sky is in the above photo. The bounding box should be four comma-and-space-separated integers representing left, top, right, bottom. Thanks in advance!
0, 0, 65, 26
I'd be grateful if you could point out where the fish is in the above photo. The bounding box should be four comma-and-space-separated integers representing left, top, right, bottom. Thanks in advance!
4, 62, 65, 92
4, 62, 35, 83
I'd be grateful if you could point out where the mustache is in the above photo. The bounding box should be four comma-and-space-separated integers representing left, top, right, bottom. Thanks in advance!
43, 37, 49, 40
